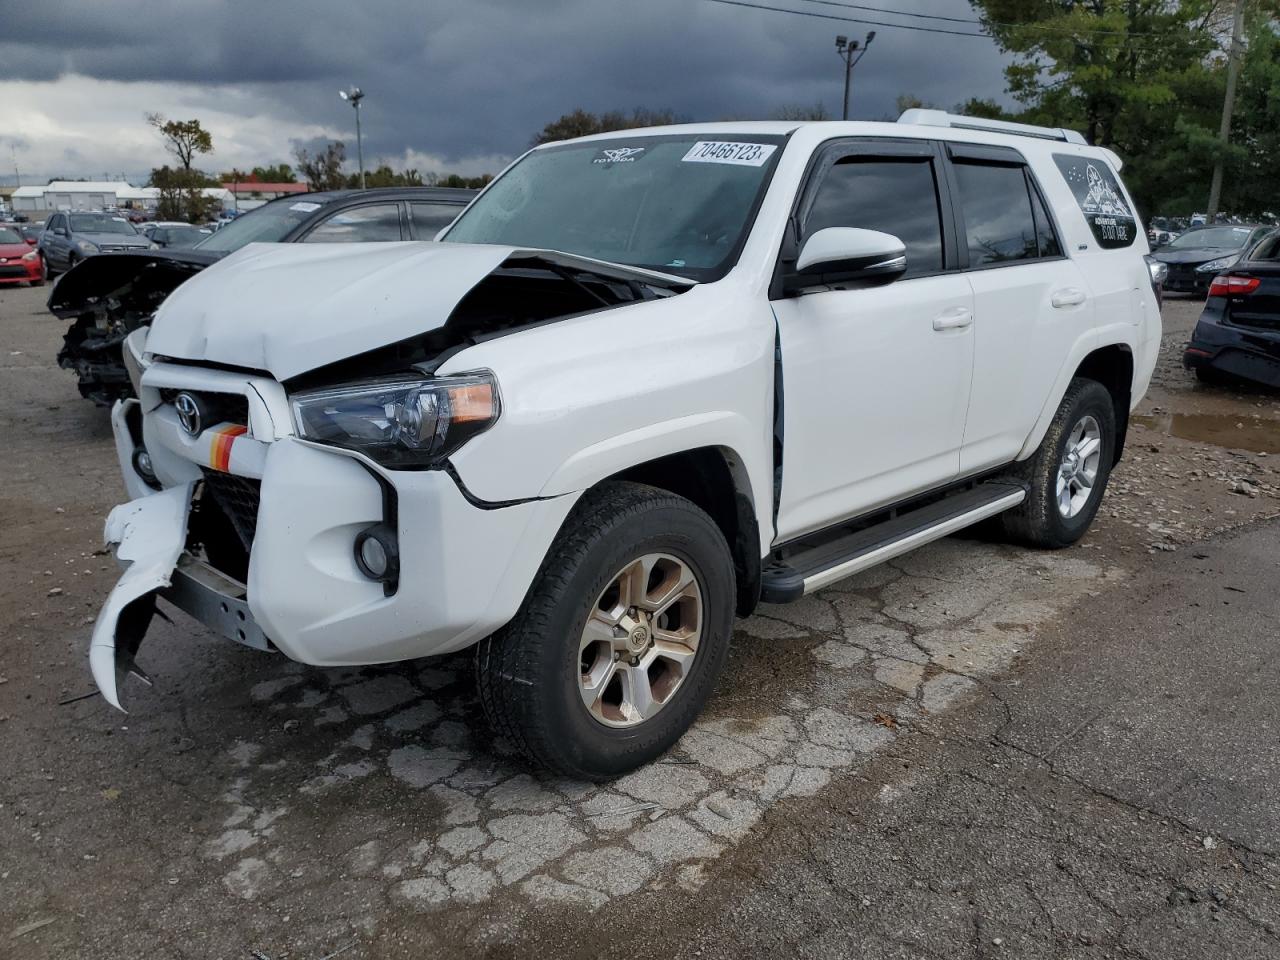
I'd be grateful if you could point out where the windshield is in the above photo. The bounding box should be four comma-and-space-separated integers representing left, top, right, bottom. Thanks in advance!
0, 227, 22, 244
70, 214, 137, 236
194, 199, 320, 252
1167, 226, 1255, 250
442, 134, 786, 280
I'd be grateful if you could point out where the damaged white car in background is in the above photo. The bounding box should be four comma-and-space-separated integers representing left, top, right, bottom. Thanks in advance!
89, 114, 1159, 780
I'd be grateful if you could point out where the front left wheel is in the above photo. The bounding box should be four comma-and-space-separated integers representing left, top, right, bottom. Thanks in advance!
476, 481, 735, 780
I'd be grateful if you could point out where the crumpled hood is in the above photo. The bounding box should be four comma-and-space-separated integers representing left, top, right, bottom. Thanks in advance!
144, 241, 518, 380
143, 241, 691, 381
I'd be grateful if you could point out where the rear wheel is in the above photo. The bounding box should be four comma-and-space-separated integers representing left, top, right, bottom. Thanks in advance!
476, 481, 735, 780
997, 377, 1116, 549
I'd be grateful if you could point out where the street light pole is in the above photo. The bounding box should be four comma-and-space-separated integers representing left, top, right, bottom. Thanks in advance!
835, 31, 876, 121
339, 86, 366, 189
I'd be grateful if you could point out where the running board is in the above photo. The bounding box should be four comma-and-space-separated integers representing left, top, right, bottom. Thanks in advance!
760, 482, 1027, 603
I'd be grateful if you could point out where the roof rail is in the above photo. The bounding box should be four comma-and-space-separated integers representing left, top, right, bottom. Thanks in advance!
898, 108, 1087, 146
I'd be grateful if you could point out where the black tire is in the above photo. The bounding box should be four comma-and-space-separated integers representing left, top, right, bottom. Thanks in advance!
997, 377, 1116, 549
476, 481, 735, 780
39, 253, 54, 278
1194, 365, 1233, 388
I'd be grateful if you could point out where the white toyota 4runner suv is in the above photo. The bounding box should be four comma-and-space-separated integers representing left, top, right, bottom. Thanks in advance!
92, 110, 1160, 779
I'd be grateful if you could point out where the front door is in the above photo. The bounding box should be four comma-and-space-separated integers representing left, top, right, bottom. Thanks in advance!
773, 143, 974, 541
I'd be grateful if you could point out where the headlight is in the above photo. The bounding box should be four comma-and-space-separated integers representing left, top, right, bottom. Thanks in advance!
78, 240, 99, 254
290, 371, 500, 467
1196, 256, 1238, 273
21, 251, 37, 261
1145, 256, 1168, 285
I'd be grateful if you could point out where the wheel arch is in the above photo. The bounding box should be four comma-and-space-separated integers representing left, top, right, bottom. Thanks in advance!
1018, 336, 1137, 466
1073, 343, 1134, 465
604, 446, 763, 618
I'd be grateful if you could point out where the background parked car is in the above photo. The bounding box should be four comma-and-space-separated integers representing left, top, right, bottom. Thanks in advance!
1184, 230, 1280, 388
38, 211, 153, 276
50, 186, 476, 404
141, 222, 212, 249
1152, 223, 1274, 295
0, 224, 45, 287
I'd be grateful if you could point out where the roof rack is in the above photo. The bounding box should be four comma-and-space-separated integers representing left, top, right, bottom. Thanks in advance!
897, 109, 1087, 145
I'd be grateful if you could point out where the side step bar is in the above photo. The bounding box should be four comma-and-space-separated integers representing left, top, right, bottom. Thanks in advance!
760, 482, 1027, 603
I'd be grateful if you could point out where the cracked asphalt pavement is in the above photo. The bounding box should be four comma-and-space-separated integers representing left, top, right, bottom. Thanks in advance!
2, 285, 1278, 958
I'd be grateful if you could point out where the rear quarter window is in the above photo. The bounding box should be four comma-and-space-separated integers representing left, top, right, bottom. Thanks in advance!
1052, 154, 1137, 249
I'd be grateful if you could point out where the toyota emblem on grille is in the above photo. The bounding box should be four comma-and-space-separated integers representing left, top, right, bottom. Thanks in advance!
174, 392, 203, 437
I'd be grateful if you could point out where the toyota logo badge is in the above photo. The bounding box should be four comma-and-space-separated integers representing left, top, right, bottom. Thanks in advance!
174, 392, 203, 437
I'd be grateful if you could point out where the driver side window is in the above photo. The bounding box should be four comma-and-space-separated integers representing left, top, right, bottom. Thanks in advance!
804, 157, 945, 279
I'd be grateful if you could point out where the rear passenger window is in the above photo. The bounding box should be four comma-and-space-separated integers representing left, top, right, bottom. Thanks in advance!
805, 158, 944, 278
304, 203, 403, 243
1028, 181, 1062, 258
1052, 154, 1137, 249
411, 202, 463, 237
953, 161, 1041, 267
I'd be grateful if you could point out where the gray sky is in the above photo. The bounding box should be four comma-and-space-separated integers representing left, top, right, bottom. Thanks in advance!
0, 0, 1014, 185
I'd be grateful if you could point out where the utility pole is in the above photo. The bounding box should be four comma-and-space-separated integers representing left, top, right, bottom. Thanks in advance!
1207, 0, 1246, 220
835, 31, 876, 121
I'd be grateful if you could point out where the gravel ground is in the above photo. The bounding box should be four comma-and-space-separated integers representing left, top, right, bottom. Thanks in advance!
1, 283, 1277, 958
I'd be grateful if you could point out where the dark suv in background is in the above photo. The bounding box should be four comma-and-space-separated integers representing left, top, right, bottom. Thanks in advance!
50, 186, 476, 404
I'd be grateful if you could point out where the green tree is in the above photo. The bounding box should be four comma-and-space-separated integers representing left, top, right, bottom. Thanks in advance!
294, 141, 348, 191
149, 165, 219, 222
251, 163, 296, 183
147, 114, 214, 171
532, 108, 681, 145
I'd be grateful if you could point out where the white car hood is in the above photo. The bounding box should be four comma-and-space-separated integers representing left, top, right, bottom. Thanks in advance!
144, 241, 519, 380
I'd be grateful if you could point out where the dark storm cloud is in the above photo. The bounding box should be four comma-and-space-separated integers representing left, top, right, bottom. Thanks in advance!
0, 0, 1012, 168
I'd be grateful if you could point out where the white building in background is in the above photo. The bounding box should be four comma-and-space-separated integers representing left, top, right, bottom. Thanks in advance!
10, 181, 232, 216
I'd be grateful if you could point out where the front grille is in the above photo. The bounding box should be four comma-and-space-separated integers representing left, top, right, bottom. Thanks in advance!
159, 388, 249, 428
0, 265, 27, 278
201, 469, 262, 552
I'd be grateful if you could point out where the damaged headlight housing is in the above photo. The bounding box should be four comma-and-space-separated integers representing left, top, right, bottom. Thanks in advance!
290, 371, 500, 467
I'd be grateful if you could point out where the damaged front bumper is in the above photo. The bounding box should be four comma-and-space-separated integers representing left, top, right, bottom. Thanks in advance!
91, 361, 578, 711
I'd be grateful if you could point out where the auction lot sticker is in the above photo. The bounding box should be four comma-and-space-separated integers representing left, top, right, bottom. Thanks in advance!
682, 141, 777, 166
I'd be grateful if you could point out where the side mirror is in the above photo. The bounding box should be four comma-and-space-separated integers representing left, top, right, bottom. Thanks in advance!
25, 237, 36, 245
785, 227, 907, 293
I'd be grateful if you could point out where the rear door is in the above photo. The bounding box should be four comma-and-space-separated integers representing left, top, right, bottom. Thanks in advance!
43, 214, 68, 267
946, 145, 1095, 474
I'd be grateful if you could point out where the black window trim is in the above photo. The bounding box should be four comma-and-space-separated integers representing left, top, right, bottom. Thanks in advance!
945, 148, 1068, 273
295, 199, 411, 243
770, 136, 960, 299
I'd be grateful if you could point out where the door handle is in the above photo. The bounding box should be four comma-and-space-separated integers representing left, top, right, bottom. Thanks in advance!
1051, 287, 1087, 308
932, 307, 973, 331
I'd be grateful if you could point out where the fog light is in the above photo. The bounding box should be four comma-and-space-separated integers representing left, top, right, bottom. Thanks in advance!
354, 524, 399, 586
131, 447, 160, 488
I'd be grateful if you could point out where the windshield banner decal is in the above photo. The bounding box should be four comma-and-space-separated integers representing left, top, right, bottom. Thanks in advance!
681, 141, 777, 167
593, 147, 646, 164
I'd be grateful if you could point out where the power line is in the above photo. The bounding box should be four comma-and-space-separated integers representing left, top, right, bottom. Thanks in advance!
793, 0, 1174, 37
701, 0, 991, 37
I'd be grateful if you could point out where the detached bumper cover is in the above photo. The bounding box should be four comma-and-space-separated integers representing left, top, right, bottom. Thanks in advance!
90, 483, 194, 710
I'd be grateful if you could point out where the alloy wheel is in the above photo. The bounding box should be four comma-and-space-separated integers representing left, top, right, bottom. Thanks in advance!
578, 552, 703, 728
1056, 414, 1102, 518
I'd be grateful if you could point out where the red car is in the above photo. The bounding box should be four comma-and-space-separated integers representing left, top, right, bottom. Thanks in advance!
0, 223, 44, 286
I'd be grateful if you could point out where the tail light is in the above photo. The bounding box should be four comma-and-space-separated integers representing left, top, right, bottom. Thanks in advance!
1207, 275, 1260, 298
